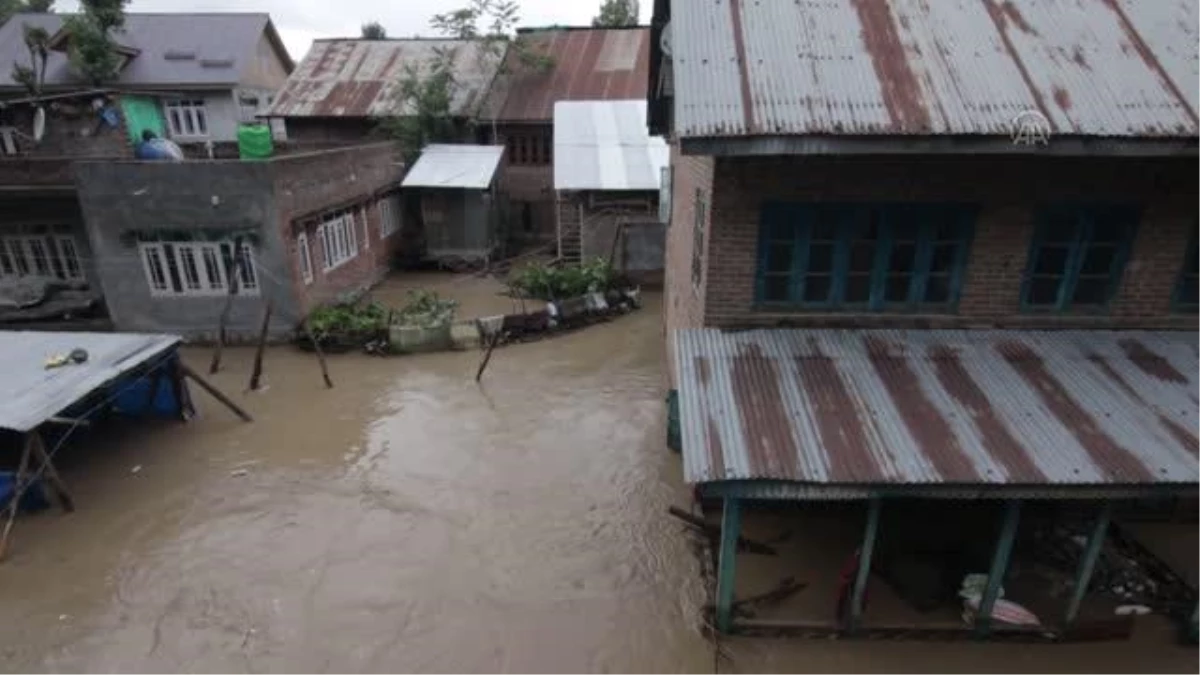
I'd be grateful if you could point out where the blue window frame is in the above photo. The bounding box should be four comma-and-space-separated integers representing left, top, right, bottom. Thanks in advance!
1022, 205, 1139, 311
1173, 231, 1198, 313
755, 203, 975, 311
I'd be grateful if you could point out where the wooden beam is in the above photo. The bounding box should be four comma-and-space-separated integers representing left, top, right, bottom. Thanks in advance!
248, 300, 273, 391
208, 236, 244, 374
848, 497, 882, 634
180, 362, 253, 422
975, 500, 1022, 638
300, 315, 334, 389
28, 430, 73, 512
0, 434, 34, 561
1064, 501, 1112, 626
715, 498, 741, 634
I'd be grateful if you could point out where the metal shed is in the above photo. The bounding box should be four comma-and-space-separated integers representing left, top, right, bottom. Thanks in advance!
402, 145, 506, 266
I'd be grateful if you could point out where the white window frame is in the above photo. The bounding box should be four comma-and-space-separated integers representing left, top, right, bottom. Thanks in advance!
316, 209, 359, 272
297, 232, 312, 285
138, 241, 259, 297
379, 194, 400, 238
0, 233, 85, 282
163, 98, 209, 139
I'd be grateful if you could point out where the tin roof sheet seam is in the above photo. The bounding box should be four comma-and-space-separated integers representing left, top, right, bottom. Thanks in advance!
553, 100, 669, 190
401, 144, 505, 189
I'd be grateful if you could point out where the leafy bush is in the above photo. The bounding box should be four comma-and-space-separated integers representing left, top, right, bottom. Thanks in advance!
394, 289, 457, 328
307, 301, 389, 340
510, 258, 616, 301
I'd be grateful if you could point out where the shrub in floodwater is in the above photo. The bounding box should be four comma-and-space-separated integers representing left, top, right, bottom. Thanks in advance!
393, 289, 458, 328
509, 258, 616, 301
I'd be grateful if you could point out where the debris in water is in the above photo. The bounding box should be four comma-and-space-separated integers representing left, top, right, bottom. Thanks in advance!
130, 465, 142, 474
230, 468, 249, 478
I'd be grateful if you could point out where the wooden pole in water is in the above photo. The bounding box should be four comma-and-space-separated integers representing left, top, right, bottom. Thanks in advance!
209, 237, 245, 374
1063, 501, 1112, 627
28, 430, 73, 513
301, 315, 334, 389
847, 497, 882, 634
715, 498, 742, 634
248, 300, 273, 391
475, 328, 501, 382
180, 362, 253, 422
0, 433, 34, 561
975, 500, 1022, 638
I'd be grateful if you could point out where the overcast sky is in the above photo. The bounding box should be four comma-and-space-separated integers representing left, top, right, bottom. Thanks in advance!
56, 0, 651, 64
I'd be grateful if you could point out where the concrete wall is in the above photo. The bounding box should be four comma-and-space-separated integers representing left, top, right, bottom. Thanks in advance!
680, 154, 1197, 335
73, 159, 296, 340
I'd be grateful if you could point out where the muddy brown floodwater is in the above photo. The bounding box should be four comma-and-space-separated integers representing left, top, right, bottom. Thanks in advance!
0, 275, 1196, 673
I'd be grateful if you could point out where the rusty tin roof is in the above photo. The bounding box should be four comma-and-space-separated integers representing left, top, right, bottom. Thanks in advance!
266, 39, 503, 118
480, 27, 650, 123
668, 0, 1199, 139
674, 329, 1199, 497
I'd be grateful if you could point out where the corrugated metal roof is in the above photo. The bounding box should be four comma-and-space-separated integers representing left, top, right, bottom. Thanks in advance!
0, 331, 181, 433
401, 144, 504, 189
553, 100, 668, 190
668, 0, 1200, 139
266, 39, 503, 118
0, 13, 286, 90
675, 329, 1199, 493
480, 27, 650, 122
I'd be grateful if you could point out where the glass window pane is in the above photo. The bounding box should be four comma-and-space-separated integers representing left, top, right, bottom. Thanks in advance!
1027, 277, 1063, 306
811, 209, 839, 241
1033, 246, 1070, 275
848, 242, 875, 273
924, 275, 951, 304
764, 275, 789, 302
766, 243, 792, 273
1178, 278, 1198, 307
1071, 277, 1109, 306
803, 275, 831, 302
807, 243, 834, 273
885, 275, 912, 303
845, 274, 871, 303
889, 243, 916, 274
1079, 244, 1116, 275
1091, 215, 1131, 244
1041, 212, 1078, 243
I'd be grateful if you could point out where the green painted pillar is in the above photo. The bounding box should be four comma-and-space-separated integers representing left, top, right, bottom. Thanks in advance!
975, 500, 1021, 638
715, 497, 742, 634
847, 497, 882, 634
1063, 501, 1112, 627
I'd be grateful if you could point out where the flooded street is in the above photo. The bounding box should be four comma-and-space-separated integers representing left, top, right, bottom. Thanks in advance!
0, 276, 1195, 672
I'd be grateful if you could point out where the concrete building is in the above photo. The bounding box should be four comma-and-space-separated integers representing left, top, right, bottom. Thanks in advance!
263, 39, 503, 145
552, 100, 668, 281
0, 12, 294, 321
649, 0, 1198, 636
72, 142, 403, 339
478, 26, 651, 246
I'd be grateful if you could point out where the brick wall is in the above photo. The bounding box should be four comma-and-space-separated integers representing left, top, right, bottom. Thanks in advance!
272, 142, 404, 315
663, 144, 714, 381
687, 154, 1197, 333
491, 123, 555, 243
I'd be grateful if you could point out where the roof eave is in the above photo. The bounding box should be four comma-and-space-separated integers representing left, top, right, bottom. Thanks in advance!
679, 134, 1200, 158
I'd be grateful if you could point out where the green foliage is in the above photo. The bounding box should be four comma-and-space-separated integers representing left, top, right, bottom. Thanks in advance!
0, 0, 54, 26
307, 301, 389, 339
394, 289, 458, 328
64, 0, 129, 85
361, 20, 387, 39
379, 48, 457, 162
11, 21, 49, 97
592, 0, 639, 27
510, 258, 616, 301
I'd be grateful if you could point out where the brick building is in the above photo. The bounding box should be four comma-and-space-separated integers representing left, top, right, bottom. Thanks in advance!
650, 0, 1198, 637
650, 0, 1199, 380
73, 142, 404, 340
479, 26, 651, 246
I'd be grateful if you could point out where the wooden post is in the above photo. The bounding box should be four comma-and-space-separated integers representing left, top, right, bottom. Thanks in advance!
0, 433, 34, 561
715, 498, 742, 633
848, 497, 882, 634
170, 356, 195, 421
208, 237, 245, 374
301, 315, 334, 389
1064, 501, 1112, 627
975, 500, 1022, 638
180, 362, 253, 422
27, 430, 73, 512
248, 300, 273, 391
475, 329, 501, 382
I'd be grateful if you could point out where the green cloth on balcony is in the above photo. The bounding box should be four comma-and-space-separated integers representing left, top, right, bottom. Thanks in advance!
120, 96, 165, 144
